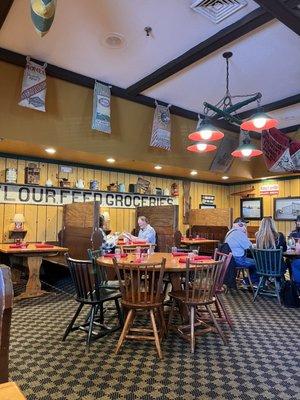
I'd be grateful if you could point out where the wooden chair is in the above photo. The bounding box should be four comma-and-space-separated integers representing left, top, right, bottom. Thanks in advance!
112, 258, 166, 359
63, 256, 123, 350
168, 259, 225, 353
251, 248, 284, 304
121, 246, 152, 254
87, 249, 119, 290
213, 250, 233, 328
0, 266, 13, 383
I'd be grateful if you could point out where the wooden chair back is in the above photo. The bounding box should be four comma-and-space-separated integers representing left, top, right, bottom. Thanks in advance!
66, 256, 103, 303
87, 248, 108, 283
0, 266, 13, 383
251, 248, 283, 277
213, 250, 233, 291
121, 246, 150, 254
184, 260, 223, 304
113, 258, 166, 307
173, 230, 183, 247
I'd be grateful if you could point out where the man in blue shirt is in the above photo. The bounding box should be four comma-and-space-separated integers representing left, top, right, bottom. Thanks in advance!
124, 216, 156, 244
225, 217, 258, 284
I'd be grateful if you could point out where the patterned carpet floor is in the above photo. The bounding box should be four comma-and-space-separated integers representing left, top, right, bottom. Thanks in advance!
10, 272, 300, 400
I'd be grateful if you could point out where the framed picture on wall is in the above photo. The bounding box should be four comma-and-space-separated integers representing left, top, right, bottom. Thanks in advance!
274, 197, 300, 221
240, 198, 263, 220
200, 204, 216, 209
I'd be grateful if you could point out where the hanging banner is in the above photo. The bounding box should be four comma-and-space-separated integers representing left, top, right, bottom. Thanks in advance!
0, 184, 175, 208
150, 102, 171, 150
19, 57, 47, 112
262, 128, 295, 172
92, 81, 111, 133
290, 139, 300, 171
30, 0, 57, 37
210, 134, 239, 172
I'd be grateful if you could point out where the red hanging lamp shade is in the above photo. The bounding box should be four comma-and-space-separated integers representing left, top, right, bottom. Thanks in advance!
188, 119, 224, 142
231, 142, 263, 159
240, 112, 278, 132
187, 143, 217, 153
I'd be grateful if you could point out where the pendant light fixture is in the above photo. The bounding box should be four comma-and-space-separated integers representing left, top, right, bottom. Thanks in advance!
188, 117, 224, 142
240, 111, 278, 132
231, 131, 262, 159
187, 143, 217, 153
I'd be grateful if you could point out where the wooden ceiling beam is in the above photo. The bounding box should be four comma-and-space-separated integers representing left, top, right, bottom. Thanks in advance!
254, 0, 300, 36
126, 7, 273, 95
0, 0, 14, 30
236, 93, 300, 119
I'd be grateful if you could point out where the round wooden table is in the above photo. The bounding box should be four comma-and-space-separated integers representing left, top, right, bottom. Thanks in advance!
98, 252, 215, 320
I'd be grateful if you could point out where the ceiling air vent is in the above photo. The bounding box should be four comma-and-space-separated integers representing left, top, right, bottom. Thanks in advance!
190, 0, 248, 24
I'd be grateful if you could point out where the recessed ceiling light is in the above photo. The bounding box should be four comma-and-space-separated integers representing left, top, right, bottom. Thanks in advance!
261, 177, 268, 180
45, 148, 56, 154
103, 33, 126, 49
222, 176, 229, 180
190, 170, 198, 176
154, 165, 162, 170
106, 158, 115, 163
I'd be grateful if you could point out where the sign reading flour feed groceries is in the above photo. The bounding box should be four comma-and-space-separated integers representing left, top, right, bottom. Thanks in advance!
0, 184, 176, 208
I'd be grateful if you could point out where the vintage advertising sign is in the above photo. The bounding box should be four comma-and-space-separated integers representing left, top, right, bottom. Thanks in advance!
259, 184, 279, 196
0, 184, 175, 209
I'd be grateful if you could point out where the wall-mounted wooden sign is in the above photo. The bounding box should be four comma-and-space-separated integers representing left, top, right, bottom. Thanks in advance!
0, 184, 175, 208
259, 184, 279, 196
201, 194, 215, 205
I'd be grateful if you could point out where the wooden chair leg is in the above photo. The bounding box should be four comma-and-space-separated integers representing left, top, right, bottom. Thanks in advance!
62, 302, 84, 341
190, 306, 195, 354
158, 306, 167, 338
253, 276, 264, 301
167, 299, 175, 331
206, 304, 227, 345
115, 309, 133, 354
274, 278, 282, 305
216, 294, 233, 329
150, 309, 163, 359
115, 298, 124, 327
246, 269, 254, 293
86, 305, 96, 351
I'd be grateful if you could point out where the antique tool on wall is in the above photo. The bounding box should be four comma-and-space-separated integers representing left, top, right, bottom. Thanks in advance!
230, 186, 255, 198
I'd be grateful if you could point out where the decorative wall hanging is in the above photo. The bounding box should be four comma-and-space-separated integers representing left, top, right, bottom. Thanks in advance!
19, 57, 47, 112
171, 183, 179, 197
92, 81, 112, 133
240, 198, 263, 220
25, 162, 40, 185
150, 101, 171, 150
261, 128, 296, 172
136, 177, 151, 194
183, 180, 191, 224
30, 0, 57, 37
187, 52, 278, 160
274, 197, 300, 221
289, 139, 300, 171
210, 134, 239, 172
201, 195, 215, 205
259, 184, 279, 196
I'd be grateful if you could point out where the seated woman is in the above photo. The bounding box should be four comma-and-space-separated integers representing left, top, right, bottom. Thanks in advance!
98, 215, 119, 253
255, 217, 287, 274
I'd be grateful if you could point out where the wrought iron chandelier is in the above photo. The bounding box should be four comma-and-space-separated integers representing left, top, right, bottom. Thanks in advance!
187, 52, 278, 158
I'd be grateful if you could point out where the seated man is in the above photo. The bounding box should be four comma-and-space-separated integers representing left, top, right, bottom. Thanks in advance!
289, 215, 300, 287
124, 216, 156, 245
225, 217, 258, 285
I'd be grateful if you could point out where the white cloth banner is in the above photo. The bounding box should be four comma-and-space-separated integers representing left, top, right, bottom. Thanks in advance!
0, 184, 175, 208
92, 81, 111, 133
150, 102, 171, 150
19, 57, 47, 112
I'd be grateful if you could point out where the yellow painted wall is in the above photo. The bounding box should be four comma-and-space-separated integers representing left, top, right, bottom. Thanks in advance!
229, 178, 300, 237
0, 156, 229, 242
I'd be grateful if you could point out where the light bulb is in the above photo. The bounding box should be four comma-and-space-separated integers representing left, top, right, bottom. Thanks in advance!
253, 117, 267, 129
200, 129, 213, 140
196, 143, 207, 151
190, 170, 197, 176
241, 148, 253, 157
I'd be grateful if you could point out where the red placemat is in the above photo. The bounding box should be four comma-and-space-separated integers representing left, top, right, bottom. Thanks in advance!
35, 244, 54, 248
179, 255, 212, 263
103, 253, 128, 258
9, 243, 28, 249
172, 252, 188, 257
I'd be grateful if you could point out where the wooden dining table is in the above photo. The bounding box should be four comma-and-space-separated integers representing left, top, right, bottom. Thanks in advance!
97, 252, 215, 320
180, 238, 219, 251
116, 241, 155, 252
0, 243, 68, 301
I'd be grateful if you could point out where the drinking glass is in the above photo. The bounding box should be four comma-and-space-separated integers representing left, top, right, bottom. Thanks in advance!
188, 252, 194, 260
171, 246, 177, 254
115, 248, 121, 259
192, 249, 198, 256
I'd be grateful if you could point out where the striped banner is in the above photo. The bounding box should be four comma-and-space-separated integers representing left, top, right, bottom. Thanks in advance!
31, 0, 56, 37
92, 82, 112, 134
150, 102, 171, 150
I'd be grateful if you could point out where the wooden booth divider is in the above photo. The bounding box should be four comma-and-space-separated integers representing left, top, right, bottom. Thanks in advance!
136, 205, 179, 252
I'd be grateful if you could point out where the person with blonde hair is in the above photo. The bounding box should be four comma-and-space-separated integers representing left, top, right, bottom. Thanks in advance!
256, 217, 287, 251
